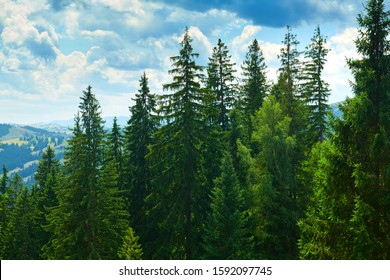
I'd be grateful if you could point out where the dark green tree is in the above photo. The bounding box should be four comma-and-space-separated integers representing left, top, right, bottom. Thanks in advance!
241, 39, 269, 138
272, 25, 305, 137
43, 86, 129, 259
272, 26, 308, 214
148, 28, 206, 259
0, 165, 8, 258
25, 146, 62, 259
207, 39, 237, 130
202, 152, 253, 259
0, 165, 7, 195
108, 117, 123, 171
5, 186, 38, 259
124, 72, 157, 254
300, 26, 331, 145
299, 0, 390, 259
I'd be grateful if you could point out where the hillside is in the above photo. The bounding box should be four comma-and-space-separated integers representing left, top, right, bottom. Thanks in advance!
0, 123, 70, 186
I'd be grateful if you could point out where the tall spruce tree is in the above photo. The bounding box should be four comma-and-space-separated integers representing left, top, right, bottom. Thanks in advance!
207, 39, 237, 131
272, 26, 308, 215
272, 25, 305, 137
124, 72, 157, 257
301, 26, 331, 145
148, 28, 206, 259
2, 174, 35, 259
108, 117, 123, 172
241, 39, 269, 138
44, 86, 129, 259
299, 0, 390, 259
32, 146, 61, 259
5, 186, 38, 259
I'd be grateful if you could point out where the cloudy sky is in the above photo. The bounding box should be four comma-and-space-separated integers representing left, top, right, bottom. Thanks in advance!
0, 0, 386, 124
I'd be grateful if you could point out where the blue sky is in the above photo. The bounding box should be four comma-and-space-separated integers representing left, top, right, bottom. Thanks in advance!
0, 0, 386, 124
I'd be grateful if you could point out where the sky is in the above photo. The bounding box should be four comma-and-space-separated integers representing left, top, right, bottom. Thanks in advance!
0, 0, 387, 124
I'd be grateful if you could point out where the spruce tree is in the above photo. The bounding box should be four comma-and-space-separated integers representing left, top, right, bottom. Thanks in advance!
301, 26, 331, 145
0, 165, 8, 258
207, 39, 237, 131
124, 73, 157, 256
241, 39, 269, 138
5, 186, 37, 259
148, 28, 206, 259
299, 0, 390, 259
118, 227, 143, 260
108, 117, 123, 171
272, 25, 305, 136
202, 152, 252, 259
44, 86, 129, 259
272, 26, 308, 214
0, 165, 7, 195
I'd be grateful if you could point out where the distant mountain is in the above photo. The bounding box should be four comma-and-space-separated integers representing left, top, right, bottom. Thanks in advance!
0, 123, 70, 187
32, 116, 130, 130
330, 102, 342, 119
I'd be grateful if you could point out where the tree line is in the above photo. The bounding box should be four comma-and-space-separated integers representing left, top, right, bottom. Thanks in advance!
0, 0, 389, 260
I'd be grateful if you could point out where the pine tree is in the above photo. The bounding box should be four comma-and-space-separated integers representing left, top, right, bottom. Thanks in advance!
0, 165, 8, 258
301, 26, 331, 145
0, 190, 5, 259
241, 39, 269, 138
148, 28, 206, 259
299, 0, 390, 259
272, 25, 305, 136
238, 96, 297, 259
44, 86, 129, 259
272, 26, 308, 215
5, 186, 37, 259
108, 117, 123, 171
202, 152, 253, 259
124, 73, 157, 256
0, 165, 7, 195
207, 39, 237, 130
1, 175, 43, 259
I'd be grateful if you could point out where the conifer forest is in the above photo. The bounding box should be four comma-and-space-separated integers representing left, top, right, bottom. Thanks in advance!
0, 0, 389, 260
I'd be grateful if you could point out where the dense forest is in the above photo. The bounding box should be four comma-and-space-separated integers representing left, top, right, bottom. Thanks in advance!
0, 0, 389, 260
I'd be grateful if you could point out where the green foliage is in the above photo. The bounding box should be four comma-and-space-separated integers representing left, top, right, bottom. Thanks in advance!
124, 73, 157, 257
5, 187, 38, 259
118, 227, 143, 260
207, 39, 237, 130
43, 86, 129, 259
239, 96, 297, 259
241, 39, 269, 139
300, 26, 331, 145
299, 0, 390, 259
202, 153, 253, 260
147, 28, 207, 259
2, 2, 389, 260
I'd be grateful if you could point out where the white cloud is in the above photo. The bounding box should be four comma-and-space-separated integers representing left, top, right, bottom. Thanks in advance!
324, 27, 360, 103
187, 26, 213, 57
230, 25, 262, 75
231, 25, 262, 50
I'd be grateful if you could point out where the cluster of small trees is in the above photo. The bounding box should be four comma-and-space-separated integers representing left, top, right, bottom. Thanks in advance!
0, 0, 389, 260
